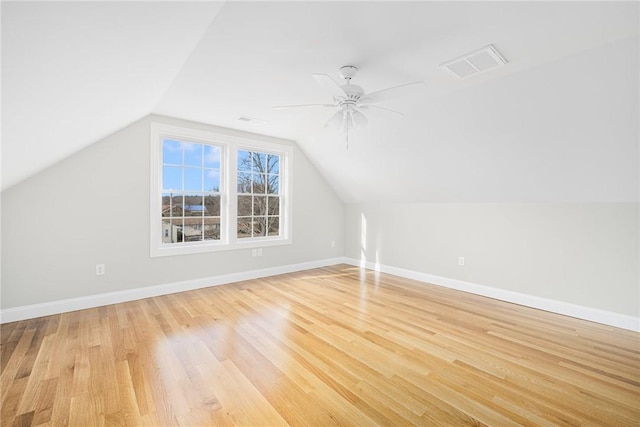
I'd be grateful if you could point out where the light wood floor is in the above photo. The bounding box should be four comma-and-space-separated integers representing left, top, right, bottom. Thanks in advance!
1, 265, 639, 426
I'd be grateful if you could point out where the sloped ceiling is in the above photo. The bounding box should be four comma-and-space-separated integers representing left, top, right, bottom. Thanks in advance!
1, 1, 225, 190
3, 1, 639, 203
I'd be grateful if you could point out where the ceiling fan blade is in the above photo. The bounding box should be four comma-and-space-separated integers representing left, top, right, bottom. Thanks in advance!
312, 73, 347, 98
359, 104, 406, 116
272, 103, 336, 110
351, 110, 368, 129
325, 110, 344, 129
360, 81, 426, 104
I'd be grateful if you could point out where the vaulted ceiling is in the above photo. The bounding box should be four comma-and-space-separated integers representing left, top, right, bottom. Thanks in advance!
3, 1, 638, 202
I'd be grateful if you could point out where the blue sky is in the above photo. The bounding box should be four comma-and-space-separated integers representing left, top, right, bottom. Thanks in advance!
162, 140, 280, 193
162, 139, 221, 191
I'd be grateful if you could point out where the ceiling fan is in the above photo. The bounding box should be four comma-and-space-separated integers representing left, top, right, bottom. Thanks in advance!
273, 65, 425, 140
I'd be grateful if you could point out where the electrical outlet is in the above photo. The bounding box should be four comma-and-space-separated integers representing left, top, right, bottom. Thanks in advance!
458, 257, 465, 266
96, 264, 105, 275
251, 249, 257, 257
257, 248, 263, 256
331, 240, 335, 248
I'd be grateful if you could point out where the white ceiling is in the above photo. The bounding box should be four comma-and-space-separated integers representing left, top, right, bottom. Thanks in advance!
2, 1, 224, 190
3, 1, 639, 203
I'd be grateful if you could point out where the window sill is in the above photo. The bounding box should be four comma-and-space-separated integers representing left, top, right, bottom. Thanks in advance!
150, 237, 292, 257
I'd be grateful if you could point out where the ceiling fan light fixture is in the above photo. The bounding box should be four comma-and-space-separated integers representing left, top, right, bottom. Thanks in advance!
351, 110, 368, 129
326, 110, 344, 129
344, 111, 355, 134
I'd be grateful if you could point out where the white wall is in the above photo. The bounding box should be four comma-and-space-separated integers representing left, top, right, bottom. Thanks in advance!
1, 115, 344, 309
2, 114, 637, 326
345, 203, 639, 318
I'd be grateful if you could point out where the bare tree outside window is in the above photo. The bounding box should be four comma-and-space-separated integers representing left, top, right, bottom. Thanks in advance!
237, 150, 280, 239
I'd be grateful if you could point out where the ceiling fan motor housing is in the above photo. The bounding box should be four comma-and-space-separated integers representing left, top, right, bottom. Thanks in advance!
338, 66, 363, 101
340, 84, 364, 100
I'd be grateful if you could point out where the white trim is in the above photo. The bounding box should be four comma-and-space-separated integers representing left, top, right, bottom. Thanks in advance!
4, 257, 637, 332
342, 257, 640, 332
0, 258, 343, 324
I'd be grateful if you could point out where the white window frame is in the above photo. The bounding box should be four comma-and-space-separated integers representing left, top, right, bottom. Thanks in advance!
150, 123, 293, 257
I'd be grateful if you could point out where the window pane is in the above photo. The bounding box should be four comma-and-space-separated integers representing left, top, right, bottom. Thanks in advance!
238, 172, 251, 193
238, 150, 252, 171
184, 168, 202, 191
183, 217, 203, 241
252, 173, 266, 194
204, 217, 220, 240
162, 219, 172, 242
171, 218, 184, 243
253, 195, 267, 216
268, 217, 280, 236
184, 195, 204, 216
162, 193, 172, 217
163, 166, 182, 191
268, 196, 280, 215
184, 143, 202, 167
204, 145, 220, 168
267, 154, 280, 174
204, 195, 220, 216
163, 139, 182, 165
238, 195, 252, 216
204, 169, 220, 192
253, 217, 267, 237
267, 175, 279, 194
237, 217, 252, 239
170, 195, 184, 217
252, 152, 267, 173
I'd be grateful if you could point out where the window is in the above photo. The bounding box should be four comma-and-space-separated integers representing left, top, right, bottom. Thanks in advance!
161, 139, 222, 244
150, 123, 292, 257
237, 150, 281, 239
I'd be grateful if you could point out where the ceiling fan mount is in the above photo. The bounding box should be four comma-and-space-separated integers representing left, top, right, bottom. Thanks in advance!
337, 66, 364, 100
338, 65, 358, 81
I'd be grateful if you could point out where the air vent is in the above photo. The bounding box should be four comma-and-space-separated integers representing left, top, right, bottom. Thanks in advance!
441, 45, 507, 79
236, 115, 267, 124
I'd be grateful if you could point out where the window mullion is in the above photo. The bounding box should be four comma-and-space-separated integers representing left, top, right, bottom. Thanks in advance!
227, 146, 238, 246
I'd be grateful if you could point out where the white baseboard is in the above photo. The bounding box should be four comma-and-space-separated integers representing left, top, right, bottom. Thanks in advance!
342, 257, 640, 332
3, 257, 638, 332
0, 257, 344, 324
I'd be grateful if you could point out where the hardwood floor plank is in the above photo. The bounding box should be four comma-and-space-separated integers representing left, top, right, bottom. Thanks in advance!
14, 335, 54, 417
2, 264, 639, 426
